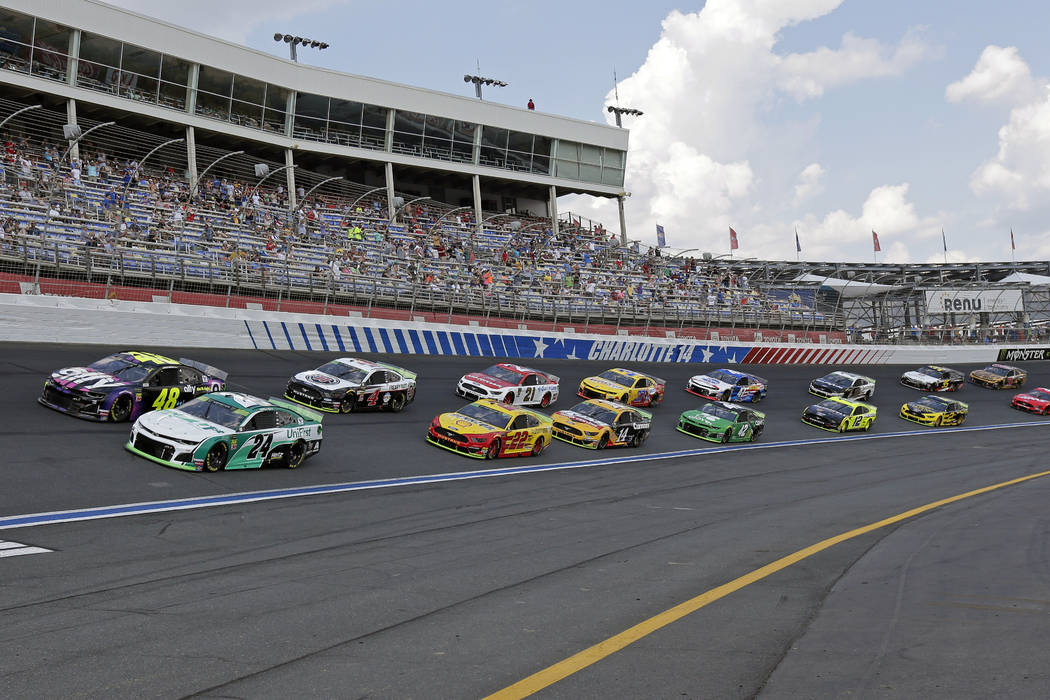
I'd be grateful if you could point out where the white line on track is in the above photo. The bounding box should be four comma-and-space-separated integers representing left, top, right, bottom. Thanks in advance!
0, 539, 52, 557
1, 420, 1047, 532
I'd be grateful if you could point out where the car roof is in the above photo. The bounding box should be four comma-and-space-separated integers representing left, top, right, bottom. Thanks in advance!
332, 357, 379, 371
831, 371, 871, 381
497, 362, 540, 375
581, 398, 628, 413
115, 351, 178, 367
205, 391, 272, 411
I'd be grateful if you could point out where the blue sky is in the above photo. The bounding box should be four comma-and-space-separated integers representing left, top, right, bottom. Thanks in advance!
108, 1, 1050, 264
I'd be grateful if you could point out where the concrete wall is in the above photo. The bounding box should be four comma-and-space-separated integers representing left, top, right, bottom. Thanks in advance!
0, 293, 1020, 366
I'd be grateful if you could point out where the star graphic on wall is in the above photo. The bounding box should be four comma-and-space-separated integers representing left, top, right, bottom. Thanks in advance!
700, 347, 714, 362
533, 338, 547, 358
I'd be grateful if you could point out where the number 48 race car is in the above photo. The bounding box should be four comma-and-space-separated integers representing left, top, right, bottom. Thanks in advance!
40, 350, 227, 422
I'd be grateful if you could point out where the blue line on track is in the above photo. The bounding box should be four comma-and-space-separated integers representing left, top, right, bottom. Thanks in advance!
1, 420, 1047, 531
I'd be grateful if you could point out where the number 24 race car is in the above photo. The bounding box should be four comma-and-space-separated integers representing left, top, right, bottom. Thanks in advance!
40, 351, 227, 422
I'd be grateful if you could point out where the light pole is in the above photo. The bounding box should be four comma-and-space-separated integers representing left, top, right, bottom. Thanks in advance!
425, 205, 474, 237
0, 104, 42, 131
463, 74, 507, 100
188, 150, 245, 198
60, 121, 115, 164
246, 163, 296, 204
607, 105, 643, 128
120, 137, 184, 210
607, 105, 642, 245
273, 33, 329, 63
301, 175, 343, 202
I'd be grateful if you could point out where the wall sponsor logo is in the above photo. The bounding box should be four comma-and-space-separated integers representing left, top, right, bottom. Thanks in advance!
997, 348, 1050, 362
926, 289, 1024, 314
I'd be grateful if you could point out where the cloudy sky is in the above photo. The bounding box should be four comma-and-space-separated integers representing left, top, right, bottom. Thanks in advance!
105, 0, 1050, 263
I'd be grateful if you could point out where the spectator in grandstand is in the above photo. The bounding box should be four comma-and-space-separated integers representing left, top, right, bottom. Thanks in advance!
527, 99, 535, 110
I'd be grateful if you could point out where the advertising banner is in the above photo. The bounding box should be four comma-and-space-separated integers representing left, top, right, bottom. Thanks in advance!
925, 289, 1024, 314
997, 348, 1050, 362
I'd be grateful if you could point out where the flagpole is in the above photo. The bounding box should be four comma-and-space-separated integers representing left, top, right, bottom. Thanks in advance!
942, 228, 947, 264
795, 226, 799, 262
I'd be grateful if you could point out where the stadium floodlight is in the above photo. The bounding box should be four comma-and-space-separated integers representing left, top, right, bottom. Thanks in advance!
607, 105, 644, 127
463, 73, 508, 100
275, 32, 329, 62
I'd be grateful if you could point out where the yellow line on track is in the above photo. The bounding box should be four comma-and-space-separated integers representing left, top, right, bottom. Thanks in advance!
485, 469, 1050, 699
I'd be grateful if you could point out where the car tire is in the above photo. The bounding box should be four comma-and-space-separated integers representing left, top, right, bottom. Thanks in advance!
503, 393, 514, 404
838, 420, 846, 433
747, 427, 756, 442
486, 439, 501, 459
597, 433, 609, 450
203, 442, 228, 472
720, 429, 731, 443
389, 393, 406, 413
631, 430, 647, 448
721, 390, 731, 402
540, 393, 551, 408
285, 440, 306, 469
649, 392, 663, 407
531, 437, 546, 456
934, 416, 943, 427
109, 395, 133, 422
339, 391, 356, 414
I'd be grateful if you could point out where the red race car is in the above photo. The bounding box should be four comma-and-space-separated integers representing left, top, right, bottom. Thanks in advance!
1011, 387, 1050, 414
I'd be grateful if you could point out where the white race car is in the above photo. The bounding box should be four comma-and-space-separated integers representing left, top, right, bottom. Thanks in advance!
284, 357, 417, 413
456, 362, 560, 408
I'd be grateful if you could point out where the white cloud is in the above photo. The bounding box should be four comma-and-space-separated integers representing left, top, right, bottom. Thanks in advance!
793, 163, 825, 204
946, 45, 1042, 105
562, 0, 930, 259
779, 31, 929, 100
101, 0, 346, 44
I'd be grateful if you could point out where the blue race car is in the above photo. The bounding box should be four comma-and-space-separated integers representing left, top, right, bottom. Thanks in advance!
685, 368, 768, 403
40, 350, 228, 422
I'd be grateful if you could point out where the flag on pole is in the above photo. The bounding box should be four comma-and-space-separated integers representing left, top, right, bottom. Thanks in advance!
942, 228, 947, 252
729, 227, 739, 250
795, 227, 801, 253
872, 230, 881, 252
656, 224, 666, 248
1011, 228, 1016, 250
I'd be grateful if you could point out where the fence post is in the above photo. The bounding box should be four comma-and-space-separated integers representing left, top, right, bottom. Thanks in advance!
277, 288, 282, 312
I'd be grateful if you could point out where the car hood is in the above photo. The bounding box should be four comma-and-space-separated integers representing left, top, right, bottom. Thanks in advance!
969, 370, 1002, 382
805, 405, 847, 421
50, 366, 132, 392
437, 412, 506, 436
689, 375, 732, 390
902, 371, 936, 384
1013, 392, 1046, 402
903, 402, 934, 414
137, 409, 234, 443
581, 377, 630, 394
681, 410, 731, 428
810, 380, 845, 393
553, 410, 610, 430
461, 372, 514, 390
294, 370, 357, 391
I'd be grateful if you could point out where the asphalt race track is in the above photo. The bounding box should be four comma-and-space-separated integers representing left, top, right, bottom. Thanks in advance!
1, 342, 1049, 699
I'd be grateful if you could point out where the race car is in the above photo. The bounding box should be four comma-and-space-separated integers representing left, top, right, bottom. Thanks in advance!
126, 392, 323, 472
1011, 387, 1050, 414
551, 399, 651, 449
426, 398, 552, 459
808, 371, 875, 400
899, 365, 964, 392
968, 363, 1027, 389
455, 363, 559, 407
801, 397, 877, 433
40, 350, 227, 422
677, 401, 765, 443
577, 368, 665, 407
285, 357, 416, 413
899, 394, 968, 426
685, 368, 767, 403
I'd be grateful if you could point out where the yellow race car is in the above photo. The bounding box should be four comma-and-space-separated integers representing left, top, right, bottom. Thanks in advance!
899, 395, 968, 426
551, 399, 652, 449
968, 363, 1026, 389
426, 399, 552, 459
801, 396, 877, 433
577, 368, 665, 407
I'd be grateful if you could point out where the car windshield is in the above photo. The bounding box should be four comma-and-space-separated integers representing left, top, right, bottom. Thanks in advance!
819, 373, 853, 389
816, 400, 851, 416
175, 396, 246, 429
701, 404, 740, 421
315, 362, 367, 383
914, 396, 951, 410
1028, 390, 1050, 400
597, 370, 634, 387
457, 403, 512, 430
707, 369, 738, 383
917, 366, 944, 378
982, 365, 1009, 376
569, 402, 618, 425
88, 355, 152, 382
481, 365, 524, 384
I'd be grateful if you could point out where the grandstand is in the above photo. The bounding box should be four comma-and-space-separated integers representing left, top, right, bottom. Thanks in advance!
0, 0, 1048, 346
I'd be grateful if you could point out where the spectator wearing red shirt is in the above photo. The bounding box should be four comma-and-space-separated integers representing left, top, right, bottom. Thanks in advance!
527, 99, 535, 110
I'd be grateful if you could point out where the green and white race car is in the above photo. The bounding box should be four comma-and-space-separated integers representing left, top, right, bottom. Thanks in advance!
126, 392, 323, 472
676, 401, 765, 443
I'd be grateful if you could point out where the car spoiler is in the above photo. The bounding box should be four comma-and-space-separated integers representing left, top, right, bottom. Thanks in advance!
633, 407, 653, 422
268, 397, 324, 423
545, 373, 560, 384
748, 374, 768, 385
644, 373, 666, 386
377, 361, 417, 380
180, 358, 229, 382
